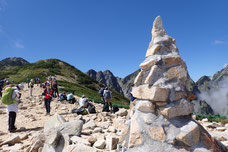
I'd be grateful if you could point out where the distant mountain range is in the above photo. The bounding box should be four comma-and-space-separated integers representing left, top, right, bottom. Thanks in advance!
0, 58, 129, 106
87, 69, 140, 99
0, 57, 29, 71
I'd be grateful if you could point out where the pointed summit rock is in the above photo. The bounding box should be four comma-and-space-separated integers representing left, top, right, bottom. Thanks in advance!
120, 16, 227, 152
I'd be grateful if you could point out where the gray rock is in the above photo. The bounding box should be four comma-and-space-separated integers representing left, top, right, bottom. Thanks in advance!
44, 113, 66, 132
93, 139, 106, 149
83, 120, 97, 130
0, 135, 21, 146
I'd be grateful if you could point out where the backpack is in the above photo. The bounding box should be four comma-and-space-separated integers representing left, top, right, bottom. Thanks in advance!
88, 103, 96, 114
113, 105, 119, 113
102, 102, 110, 112
99, 88, 104, 97
71, 107, 88, 115
1, 87, 18, 105
104, 90, 111, 99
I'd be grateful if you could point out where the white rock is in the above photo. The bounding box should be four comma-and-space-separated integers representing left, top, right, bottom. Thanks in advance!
93, 139, 106, 149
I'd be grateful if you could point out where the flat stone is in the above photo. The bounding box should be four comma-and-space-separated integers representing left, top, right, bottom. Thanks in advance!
140, 58, 158, 70
132, 86, 169, 102
93, 139, 106, 149
71, 136, 91, 146
149, 126, 166, 141
116, 109, 128, 117
160, 102, 194, 118
144, 65, 163, 85
136, 100, 155, 113
216, 127, 226, 132
93, 127, 102, 133
145, 44, 162, 57
134, 71, 144, 86
66, 143, 97, 152
176, 121, 200, 147
1, 135, 21, 146
164, 65, 187, 81
162, 56, 182, 66
83, 120, 97, 130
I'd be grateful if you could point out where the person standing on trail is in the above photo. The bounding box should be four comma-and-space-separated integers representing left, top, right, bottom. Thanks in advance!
99, 87, 105, 102
26, 78, 30, 88
52, 80, 59, 98
5, 84, 24, 132
103, 87, 113, 112
29, 79, 34, 97
42, 84, 53, 116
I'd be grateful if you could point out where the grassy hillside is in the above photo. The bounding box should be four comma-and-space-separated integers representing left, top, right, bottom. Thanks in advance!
0, 59, 130, 106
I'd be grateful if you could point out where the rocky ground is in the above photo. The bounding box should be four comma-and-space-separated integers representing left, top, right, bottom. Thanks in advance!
0, 84, 227, 152
0, 84, 129, 152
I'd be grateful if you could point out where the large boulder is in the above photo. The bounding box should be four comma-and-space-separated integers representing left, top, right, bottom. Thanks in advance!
44, 113, 66, 132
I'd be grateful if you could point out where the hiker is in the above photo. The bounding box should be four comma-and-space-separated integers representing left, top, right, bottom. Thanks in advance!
129, 84, 136, 102
0, 79, 4, 97
79, 95, 89, 108
59, 91, 67, 101
52, 81, 59, 98
26, 78, 30, 88
48, 75, 52, 81
67, 92, 76, 104
103, 87, 113, 112
29, 79, 34, 97
5, 84, 24, 132
99, 87, 105, 102
42, 84, 53, 115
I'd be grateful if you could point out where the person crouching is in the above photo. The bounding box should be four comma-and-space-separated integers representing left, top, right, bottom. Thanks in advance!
42, 84, 53, 116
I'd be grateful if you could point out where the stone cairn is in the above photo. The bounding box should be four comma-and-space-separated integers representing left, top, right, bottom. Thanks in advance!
122, 16, 227, 152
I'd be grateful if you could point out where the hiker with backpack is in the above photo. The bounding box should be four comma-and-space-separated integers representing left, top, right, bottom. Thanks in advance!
52, 81, 59, 98
42, 84, 53, 116
59, 91, 67, 101
99, 87, 105, 102
67, 92, 76, 104
103, 87, 113, 112
29, 79, 34, 97
2, 84, 24, 132
79, 95, 89, 108
0, 79, 4, 97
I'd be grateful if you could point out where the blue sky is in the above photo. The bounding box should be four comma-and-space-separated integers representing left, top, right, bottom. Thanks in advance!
0, 0, 228, 81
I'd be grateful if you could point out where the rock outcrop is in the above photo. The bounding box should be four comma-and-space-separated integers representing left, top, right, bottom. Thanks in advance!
0, 57, 29, 71
122, 16, 227, 152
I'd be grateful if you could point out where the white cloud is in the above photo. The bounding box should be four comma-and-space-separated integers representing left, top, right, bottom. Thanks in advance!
14, 41, 24, 48
224, 64, 228, 68
214, 40, 228, 45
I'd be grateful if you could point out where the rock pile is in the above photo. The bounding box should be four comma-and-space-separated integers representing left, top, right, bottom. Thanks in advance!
121, 16, 227, 152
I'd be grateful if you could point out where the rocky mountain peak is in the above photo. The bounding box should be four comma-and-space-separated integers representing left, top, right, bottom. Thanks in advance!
0, 57, 29, 71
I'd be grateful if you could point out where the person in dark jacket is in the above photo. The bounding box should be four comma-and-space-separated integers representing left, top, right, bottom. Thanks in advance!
42, 84, 53, 116
52, 81, 59, 98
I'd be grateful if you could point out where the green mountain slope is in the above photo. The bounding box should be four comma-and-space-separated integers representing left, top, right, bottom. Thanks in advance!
0, 59, 130, 106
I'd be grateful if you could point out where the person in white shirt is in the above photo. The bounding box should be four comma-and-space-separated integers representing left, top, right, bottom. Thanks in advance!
6, 84, 24, 133
79, 95, 88, 108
